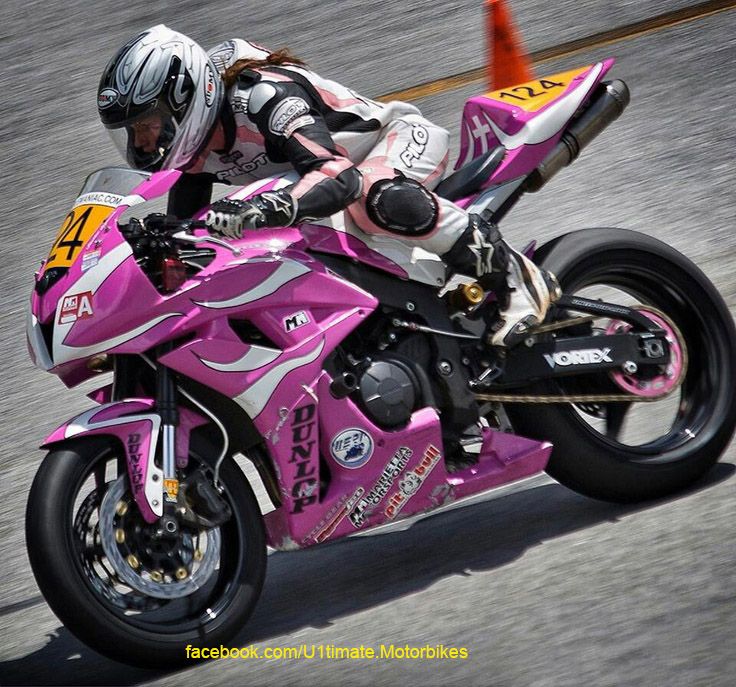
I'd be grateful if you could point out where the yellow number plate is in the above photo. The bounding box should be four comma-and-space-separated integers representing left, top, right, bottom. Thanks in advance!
485, 65, 591, 112
44, 204, 114, 271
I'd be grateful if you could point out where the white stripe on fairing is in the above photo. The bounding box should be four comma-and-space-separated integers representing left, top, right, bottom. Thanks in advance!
478, 116, 490, 156
55, 313, 184, 365
59, 241, 132, 300
64, 402, 153, 437
466, 177, 525, 215
199, 344, 281, 372
194, 260, 311, 309
486, 62, 604, 150
26, 310, 53, 371
119, 193, 146, 207
233, 338, 325, 418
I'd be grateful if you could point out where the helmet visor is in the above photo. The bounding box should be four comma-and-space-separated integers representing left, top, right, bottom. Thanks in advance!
107, 108, 178, 172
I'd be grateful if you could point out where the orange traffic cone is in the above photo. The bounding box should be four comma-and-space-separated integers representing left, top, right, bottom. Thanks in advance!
486, 0, 534, 90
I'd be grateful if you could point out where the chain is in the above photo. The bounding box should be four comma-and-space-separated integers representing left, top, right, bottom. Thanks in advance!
529, 314, 597, 333
473, 391, 671, 403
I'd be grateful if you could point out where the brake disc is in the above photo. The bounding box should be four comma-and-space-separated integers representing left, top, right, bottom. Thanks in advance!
99, 475, 221, 599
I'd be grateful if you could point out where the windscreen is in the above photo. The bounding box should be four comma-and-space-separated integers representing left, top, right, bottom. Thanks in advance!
79, 167, 151, 197
42, 167, 149, 274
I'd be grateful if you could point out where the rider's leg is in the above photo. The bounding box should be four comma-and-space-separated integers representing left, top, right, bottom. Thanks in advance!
441, 215, 561, 348
346, 115, 558, 347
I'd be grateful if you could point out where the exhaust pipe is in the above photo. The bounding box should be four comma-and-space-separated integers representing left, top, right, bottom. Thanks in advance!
523, 79, 630, 192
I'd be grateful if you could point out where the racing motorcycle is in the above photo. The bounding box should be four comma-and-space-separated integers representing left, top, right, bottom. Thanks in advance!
25, 59, 736, 667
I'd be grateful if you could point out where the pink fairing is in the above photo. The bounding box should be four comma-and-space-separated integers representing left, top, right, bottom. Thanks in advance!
44, 400, 159, 523
455, 60, 614, 184
263, 372, 552, 549
42, 399, 208, 523
299, 223, 408, 278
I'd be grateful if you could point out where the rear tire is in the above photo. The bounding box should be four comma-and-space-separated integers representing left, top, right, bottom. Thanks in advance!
506, 228, 736, 502
26, 434, 266, 667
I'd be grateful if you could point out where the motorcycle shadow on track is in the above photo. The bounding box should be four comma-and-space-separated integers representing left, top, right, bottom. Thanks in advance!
1, 462, 733, 686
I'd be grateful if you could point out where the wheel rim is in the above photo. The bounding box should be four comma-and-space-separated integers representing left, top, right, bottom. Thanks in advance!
69, 446, 247, 634
552, 251, 732, 461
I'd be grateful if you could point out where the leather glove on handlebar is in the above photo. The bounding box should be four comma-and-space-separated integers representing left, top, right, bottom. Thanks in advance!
205, 190, 298, 238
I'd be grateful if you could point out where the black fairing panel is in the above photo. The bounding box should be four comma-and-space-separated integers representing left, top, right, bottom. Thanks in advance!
435, 146, 506, 201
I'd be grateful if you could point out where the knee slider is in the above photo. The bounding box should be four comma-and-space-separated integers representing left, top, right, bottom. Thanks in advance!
366, 176, 439, 236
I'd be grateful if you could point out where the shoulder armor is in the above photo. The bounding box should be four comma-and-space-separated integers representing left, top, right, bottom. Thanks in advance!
248, 82, 278, 114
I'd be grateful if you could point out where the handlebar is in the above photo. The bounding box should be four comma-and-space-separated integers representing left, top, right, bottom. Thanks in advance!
121, 213, 242, 256
121, 213, 208, 238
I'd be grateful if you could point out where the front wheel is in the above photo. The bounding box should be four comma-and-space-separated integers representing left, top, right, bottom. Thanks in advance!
26, 434, 266, 667
506, 227, 736, 502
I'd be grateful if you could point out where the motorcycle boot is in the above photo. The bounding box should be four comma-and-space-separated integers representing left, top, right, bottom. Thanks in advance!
442, 214, 561, 348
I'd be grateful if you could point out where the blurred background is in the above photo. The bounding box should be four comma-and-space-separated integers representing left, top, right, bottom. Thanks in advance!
1, 1, 735, 685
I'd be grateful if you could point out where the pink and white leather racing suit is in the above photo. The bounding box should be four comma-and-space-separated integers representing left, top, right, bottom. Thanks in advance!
168, 39, 469, 257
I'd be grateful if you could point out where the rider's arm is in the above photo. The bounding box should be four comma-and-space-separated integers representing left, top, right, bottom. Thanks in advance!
247, 81, 362, 222
167, 173, 218, 219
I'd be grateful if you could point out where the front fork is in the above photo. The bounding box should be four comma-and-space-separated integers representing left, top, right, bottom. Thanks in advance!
114, 351, 181, 509
149, 350, 232, 529
155, 344, 180, 508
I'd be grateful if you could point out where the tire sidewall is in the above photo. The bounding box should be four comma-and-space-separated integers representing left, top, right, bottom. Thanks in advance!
507, 228, 736, 501
26, 435, 266, 667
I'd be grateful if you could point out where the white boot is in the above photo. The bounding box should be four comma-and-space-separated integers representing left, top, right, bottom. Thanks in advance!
489, 247, 560, 347
441, 215, 560, 347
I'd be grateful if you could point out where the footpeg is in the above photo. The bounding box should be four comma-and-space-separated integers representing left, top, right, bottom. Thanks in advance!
469, 360, 505, 391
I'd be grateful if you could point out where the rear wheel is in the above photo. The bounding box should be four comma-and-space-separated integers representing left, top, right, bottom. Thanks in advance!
26, 434, 266, 667
506, 228, 736, 501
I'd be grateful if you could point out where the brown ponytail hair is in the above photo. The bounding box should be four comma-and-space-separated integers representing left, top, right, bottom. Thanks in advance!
222, 48, 307, 88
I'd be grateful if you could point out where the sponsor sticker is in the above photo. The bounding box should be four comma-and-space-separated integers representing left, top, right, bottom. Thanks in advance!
330, 428, 374, 469
81, 250, 101, 272
283, 310, 310, 333
97, 88, 119, 109
543, 347, 613, 368
383, 444, 442, 520
302, 486, 366, 545
58, 291, 94, 325
164, 478, 179, 501
349, 447, 412, 528
290, 403, 318, 513
74, 192, 125, 208
203, 63, 216, 107
127, 433, 144, 494
269, 97, 310, 136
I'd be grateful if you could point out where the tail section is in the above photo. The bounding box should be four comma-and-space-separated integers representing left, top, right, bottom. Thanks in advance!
456, 60, 615, 185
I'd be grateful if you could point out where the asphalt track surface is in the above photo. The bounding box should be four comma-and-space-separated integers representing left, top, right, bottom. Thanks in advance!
1, 1, 735, 685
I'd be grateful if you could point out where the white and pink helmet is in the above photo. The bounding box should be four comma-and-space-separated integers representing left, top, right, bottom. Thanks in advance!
97, 24, 223, 171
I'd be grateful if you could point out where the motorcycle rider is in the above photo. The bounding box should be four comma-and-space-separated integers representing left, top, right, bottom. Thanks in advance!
97, 24, 558, 348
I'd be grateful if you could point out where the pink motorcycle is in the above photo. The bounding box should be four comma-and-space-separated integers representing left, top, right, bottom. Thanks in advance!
25, 59, 736, 666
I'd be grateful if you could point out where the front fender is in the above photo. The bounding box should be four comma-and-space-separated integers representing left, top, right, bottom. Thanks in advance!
43, 399, 164, 522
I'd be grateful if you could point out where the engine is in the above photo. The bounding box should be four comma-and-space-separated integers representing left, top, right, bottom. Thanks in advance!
329, 329, 433, 429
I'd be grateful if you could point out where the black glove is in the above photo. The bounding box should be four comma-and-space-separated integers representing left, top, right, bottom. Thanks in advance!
205, 189, 298, 238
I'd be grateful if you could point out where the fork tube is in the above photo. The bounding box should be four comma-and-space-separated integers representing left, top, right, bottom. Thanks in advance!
156, 345, 179, 503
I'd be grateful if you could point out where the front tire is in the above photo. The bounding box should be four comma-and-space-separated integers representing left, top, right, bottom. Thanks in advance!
506, 228, 736, 502
26, 435, 266, 667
